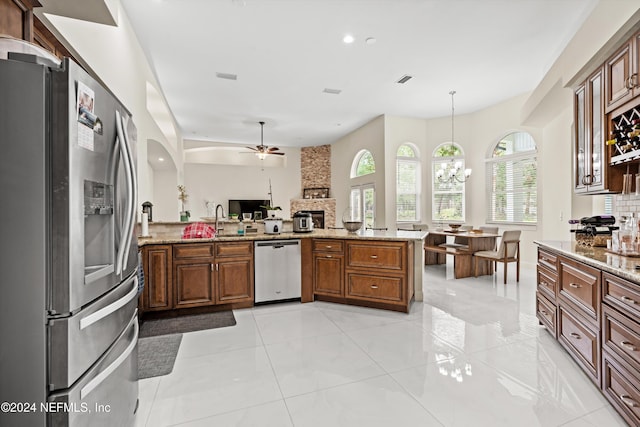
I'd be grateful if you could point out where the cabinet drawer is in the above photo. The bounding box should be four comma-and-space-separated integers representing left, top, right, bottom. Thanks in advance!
537, 265, 558, 301
215, 241, 253, 258
603, 304, 640, 373
347, 273, 403, 303
312, 239, 344, 253
603, 272, 640, 320
347, 241, 405, 271
173, 243, 215, 259
602, 351, 640, 426
558, 306, 600, 386
538, 249, 558, 272
536, 292, 557, 337
559, 257, 600, 322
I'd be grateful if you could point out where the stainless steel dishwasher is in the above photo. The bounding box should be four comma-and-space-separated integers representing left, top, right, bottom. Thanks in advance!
254, 240, 301, 303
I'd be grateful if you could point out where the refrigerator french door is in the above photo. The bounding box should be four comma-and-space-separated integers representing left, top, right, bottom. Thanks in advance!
0, 50, 139, 427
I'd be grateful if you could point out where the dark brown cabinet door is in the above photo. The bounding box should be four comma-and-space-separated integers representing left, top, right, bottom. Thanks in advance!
216, 258, 254, 304
605, 40, 634, 113
313, 253, 344, 296
142, 245, 172, 312
174, 261, 215, 308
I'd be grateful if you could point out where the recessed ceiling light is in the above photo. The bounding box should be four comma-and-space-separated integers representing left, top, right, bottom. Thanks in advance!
343, 34, 354, 44
323, 88, 342, 95
158, 157, 164, 162
365, 37, 376, 45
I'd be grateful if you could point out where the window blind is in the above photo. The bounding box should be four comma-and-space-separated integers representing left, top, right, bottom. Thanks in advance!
487, 155, 537, 224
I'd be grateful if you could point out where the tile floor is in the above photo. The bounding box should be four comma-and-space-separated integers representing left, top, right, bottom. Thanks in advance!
135, 263, 627, 427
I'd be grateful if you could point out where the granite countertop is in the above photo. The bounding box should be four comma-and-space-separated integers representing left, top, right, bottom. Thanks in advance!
139, 228, 428, 247
535, 240, 640, 284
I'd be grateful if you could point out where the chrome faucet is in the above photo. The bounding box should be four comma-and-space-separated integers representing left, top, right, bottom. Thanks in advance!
215, 204, 225, 235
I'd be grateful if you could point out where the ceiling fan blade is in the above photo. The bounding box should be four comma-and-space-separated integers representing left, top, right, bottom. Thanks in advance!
269, 152, 285, 156
245, 146, 259, 152
267, 147, 280, 152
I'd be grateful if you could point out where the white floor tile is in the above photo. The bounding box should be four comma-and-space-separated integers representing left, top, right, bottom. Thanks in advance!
391, 353, 596, 427
172, 400, 293, 427
317, 302, 408, 332
253, 306, 341, 345
134, 377, 160, 427
145, 346, 282, 426
177, 310, 262, 359
346, 321, 461, 373
286, 375, 443, 427
265, 333, 384, 397
560, 405, 628, 426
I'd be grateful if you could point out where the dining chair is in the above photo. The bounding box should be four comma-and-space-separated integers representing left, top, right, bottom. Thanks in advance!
479, 226, 499, 250
473, 229, 521, 284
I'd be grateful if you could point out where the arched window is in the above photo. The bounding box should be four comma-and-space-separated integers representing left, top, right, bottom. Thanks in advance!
351, 149, 376, 178
487, 131, 537, 224
432, 142, 466, 221
396, 143, 420, 222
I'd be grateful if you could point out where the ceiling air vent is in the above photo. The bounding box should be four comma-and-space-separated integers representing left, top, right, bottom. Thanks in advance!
322, 88, 342, 95
216, 72, 237, 80
396, 75, 412, 84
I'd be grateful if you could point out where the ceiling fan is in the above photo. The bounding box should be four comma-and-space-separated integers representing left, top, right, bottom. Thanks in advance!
245, 121, 284, 158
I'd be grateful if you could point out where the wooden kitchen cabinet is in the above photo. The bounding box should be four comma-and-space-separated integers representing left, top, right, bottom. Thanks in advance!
345, 240, 412, 312
605, 39, 635, 113
536, 248, 559, 337
215, 241, 254, 304
312, 239, 344, 297
141, 245, 172, 312
173, 244, 215, 308
574, 67, 622, 193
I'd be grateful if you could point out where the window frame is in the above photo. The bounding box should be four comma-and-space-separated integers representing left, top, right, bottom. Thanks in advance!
396, 143, 421, 223
432, 142, 466, 223
485, 132, 538, 226
351, 149, 376, 178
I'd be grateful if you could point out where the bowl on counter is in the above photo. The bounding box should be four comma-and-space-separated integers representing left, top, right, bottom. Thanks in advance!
448, 224, 462, 232
343, 221, 363, 233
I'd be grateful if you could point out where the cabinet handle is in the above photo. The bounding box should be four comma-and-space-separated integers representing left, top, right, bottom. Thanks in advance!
539, 281, 548, 287
569, 332, 581, 339
632, 74, 638, 88
620, 341, 638, 352
370, 285, 379, 289
326, 245, 332, 249
216, 263, 219, 271
620, 394, 639, 408
370, 255, 378, 259
569, 283, 581, 289
540, 310, 548, 316
325, 255, 333, 258
621, 295, 637, 304
211, 263, 214, 271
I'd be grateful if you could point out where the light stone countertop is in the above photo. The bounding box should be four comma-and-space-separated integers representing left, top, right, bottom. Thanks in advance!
535, 240, 640, 284
138, 228, 428, 247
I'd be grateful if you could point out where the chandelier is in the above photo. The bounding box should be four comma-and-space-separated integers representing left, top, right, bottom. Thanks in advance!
435, 90, 472, 183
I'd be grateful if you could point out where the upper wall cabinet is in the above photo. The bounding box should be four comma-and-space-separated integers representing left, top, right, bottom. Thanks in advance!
575, 67, 622, 193
605, 30, 640, 113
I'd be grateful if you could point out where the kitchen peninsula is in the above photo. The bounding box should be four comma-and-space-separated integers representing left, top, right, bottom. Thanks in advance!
535, 240, 640, 426
139, 225, 427, 316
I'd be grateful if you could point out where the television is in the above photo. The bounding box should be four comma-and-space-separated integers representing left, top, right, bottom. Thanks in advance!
228, 199, 270, 220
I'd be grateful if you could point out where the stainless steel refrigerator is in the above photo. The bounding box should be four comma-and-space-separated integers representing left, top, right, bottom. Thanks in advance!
0, 50, 139, 426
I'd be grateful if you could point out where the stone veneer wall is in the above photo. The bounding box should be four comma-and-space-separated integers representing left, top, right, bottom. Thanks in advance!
301, 145, 331, 191
290, 198, 337, 228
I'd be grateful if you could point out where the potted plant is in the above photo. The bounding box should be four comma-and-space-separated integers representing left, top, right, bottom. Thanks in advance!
177, 185, 190, 221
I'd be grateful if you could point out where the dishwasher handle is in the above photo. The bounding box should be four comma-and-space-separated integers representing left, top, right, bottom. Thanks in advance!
256, 240, 300, 248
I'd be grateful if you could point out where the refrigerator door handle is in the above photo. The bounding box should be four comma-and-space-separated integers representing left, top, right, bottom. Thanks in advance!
79, 275, 138, 330
114, 111, 134, 276
120, 113, 137, 272
80, 311, 138, 400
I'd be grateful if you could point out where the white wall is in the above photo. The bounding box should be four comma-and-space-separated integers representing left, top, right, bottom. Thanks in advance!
153, 169, 180, 222
38, 0, 183, 214
331, 116, 386, 227
183, 148, 301, 221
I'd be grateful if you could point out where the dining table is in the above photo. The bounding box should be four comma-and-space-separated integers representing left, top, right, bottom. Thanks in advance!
424, 229, 501, 279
